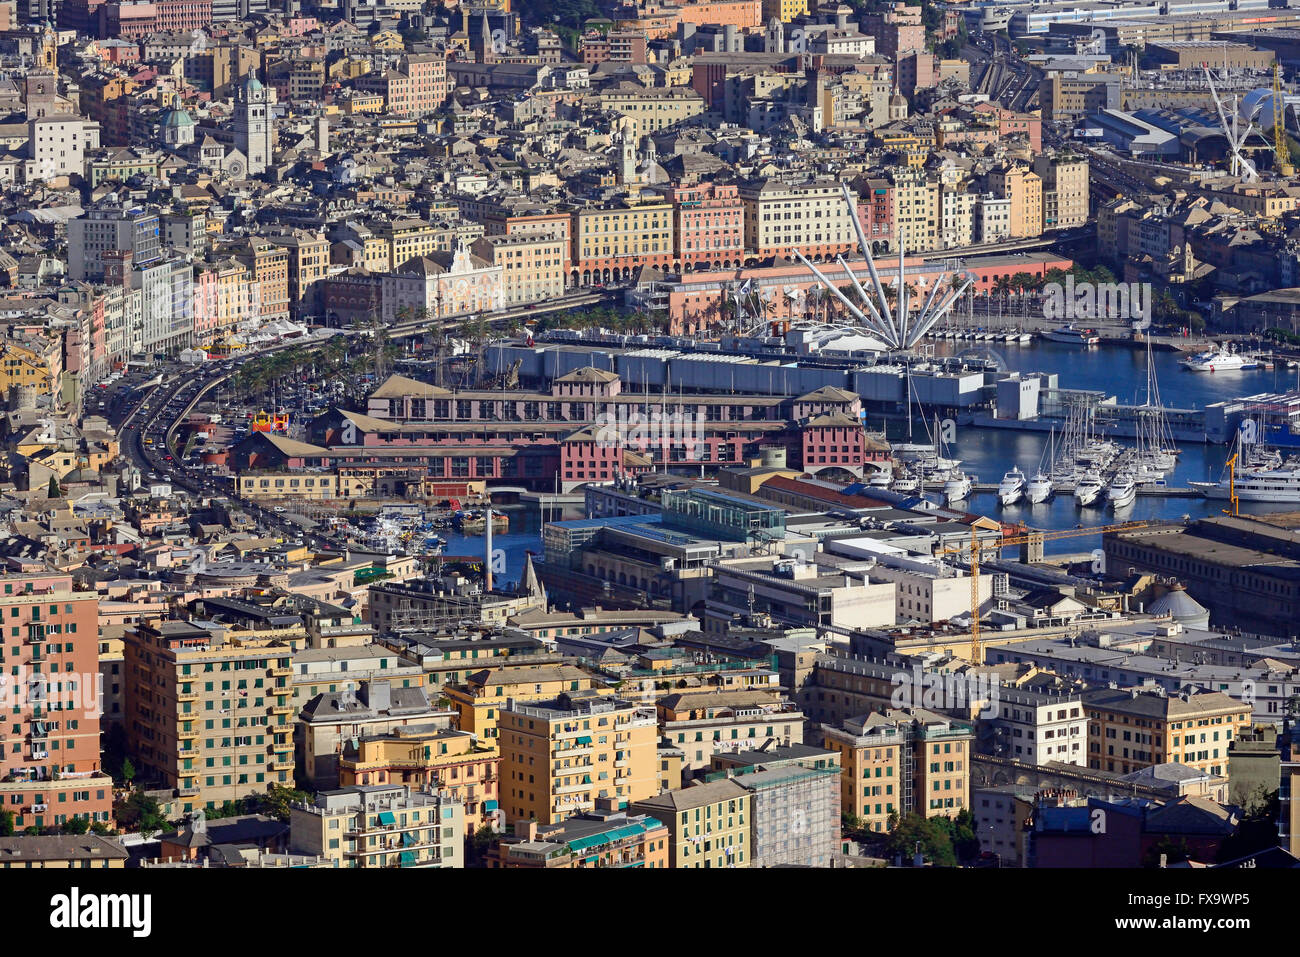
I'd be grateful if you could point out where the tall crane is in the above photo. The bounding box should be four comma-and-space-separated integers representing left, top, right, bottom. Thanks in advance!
938, 521, 1150, 664
1275, 63, 1294, 177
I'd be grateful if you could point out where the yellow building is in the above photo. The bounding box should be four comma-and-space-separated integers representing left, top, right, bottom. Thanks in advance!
0, 334, 60, 401
1084, 689, 1251, 778
739, 177, 860, 261
122, 620, 298, 815
822, 722, 904, 832
821, 707, 975, 827
472, 231, 568, 306
987, 163, 1043, 240
338, 727, 500, 829
268, 230, 330, 319
597, 85, 706, 138
238, 472, 338, 499
374, 218, 442, 271
657, 688, 805, 773
892, 166, 940, 252
762, 0, 809, 20
572, 200, 675, 280
236, 240, 290, 321
445, 663, 604, 744
1033, 151, 1090, 230
498, 693, 659, 824
631, 778, 752, 868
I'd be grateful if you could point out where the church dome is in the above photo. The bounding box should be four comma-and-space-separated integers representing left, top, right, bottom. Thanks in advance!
161, 95, 194, 129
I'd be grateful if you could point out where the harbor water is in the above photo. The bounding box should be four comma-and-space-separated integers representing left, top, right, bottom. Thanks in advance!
467, 341, 1300, 569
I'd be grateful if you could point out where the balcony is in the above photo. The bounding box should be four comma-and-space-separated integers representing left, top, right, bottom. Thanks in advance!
177, 728, 199, 740
270, 666, 291, 678
554, 780, 592, 795
269, 702, 292, 715
269, 758, 295, 772
176, 690, 199, 703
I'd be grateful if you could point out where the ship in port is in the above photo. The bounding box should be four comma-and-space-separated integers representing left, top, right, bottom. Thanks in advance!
1107, 471, 1137, 509
1181, 346, 1260, 372
1074, 470, 1105, 507
1041, 325, 1100, 345
998, 466, 1026, 506
1190, 465, 1300, 502
943, 468, 973, 504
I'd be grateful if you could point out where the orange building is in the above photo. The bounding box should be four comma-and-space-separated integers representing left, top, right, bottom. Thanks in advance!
651, 251, 1073, 334
0, 573, 113, 832
338, 727, 501, 830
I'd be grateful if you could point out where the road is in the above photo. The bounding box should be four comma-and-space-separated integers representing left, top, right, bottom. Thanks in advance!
112, 286, 620, 543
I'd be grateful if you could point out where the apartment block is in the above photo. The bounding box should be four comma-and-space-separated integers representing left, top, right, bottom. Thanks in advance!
572, 200, 675, 285
122, 619, 297, 816
289, 784, 464, 868
472, 231, 568, 306
987, 163, 1043, 240
338, 727, 500, 830
631, 778, 752, 868
734, 763, 841, 867
1033, 151, 1090, 231
0, 573, 112, 832
1083, 688, 1251, 778
657, 688, 806, 773
498, 693, 659, 824
891, 167, 939, 252
822, 707, 975, 825
666, 182, 745, 271
444, 662, 604, 744
740, 177, 861, 261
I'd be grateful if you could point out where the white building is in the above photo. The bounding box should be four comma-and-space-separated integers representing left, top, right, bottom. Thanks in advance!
25, 114, 98, 182
982, 686, 1088, 766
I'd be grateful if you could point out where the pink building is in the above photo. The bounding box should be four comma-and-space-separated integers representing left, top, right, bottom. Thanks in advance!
667, 182, 745, 272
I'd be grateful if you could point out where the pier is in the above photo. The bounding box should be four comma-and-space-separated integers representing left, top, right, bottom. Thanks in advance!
922, 481, 1202, 498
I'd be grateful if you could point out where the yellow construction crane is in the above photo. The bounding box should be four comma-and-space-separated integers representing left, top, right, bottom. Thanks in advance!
1223, 452, 1239, 518
1276, 63, 1294, 177
939, 520, 1150, 664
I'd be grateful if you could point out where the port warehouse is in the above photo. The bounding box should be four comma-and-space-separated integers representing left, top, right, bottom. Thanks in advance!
946, 0, 1282, 37
483, 337, 1300, 444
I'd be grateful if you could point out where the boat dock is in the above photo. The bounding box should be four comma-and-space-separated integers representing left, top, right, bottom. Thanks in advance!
921, 481, 1201, 498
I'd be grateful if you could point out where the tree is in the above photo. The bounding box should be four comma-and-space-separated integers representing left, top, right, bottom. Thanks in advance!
248, 784, 311, 823
114, 790, 167, 837
47, 476, 60, 498
61, 815, 90, 835
466, 824, 499, 868
882, 812, 959, 866
1143, 836, 1193, 868
0, 809, 13, 837
121, 757, 136, 787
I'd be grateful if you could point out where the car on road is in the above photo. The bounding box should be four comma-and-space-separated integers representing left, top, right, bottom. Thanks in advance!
273, 506, 286, 512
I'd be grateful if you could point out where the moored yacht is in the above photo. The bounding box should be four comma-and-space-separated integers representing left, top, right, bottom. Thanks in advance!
1074, 470, 1104, 507
943, 469, 973, 504
1107, 471, 1137, 509
1026, 471, 1053, 504
997, 466, 1026, 506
